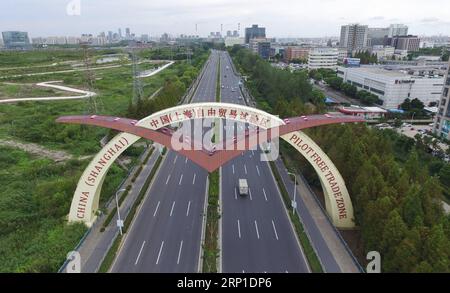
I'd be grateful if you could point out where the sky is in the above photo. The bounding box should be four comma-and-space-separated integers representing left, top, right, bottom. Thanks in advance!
1, 0, 450, 38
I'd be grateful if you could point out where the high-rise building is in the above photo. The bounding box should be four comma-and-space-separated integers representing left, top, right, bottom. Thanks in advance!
125, 28, 131, 39
245, 24, 266, 43
118, 28, 122, 38
434, 60, 450, 139
233, 30, 239, 37
257, 41, 271, 60
387, 35, 420, 52
226, 30, 232, 37
1, 31, 31, 50
160, 33, 169, 42
388, 24, 408, 37
308, 48, 339, 70
339, 24, 369, 52
367, 27, 390, 46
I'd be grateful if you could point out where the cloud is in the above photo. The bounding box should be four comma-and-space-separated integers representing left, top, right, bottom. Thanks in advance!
1, 0, 450, 37
421, 17, 440, 23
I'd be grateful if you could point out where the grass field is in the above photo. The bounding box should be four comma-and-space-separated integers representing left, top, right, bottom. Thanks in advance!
0, 47, 201, 272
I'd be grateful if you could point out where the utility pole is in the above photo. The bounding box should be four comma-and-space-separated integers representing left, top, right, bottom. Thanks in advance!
81, 43, 101, 114
131, 48, 144, 105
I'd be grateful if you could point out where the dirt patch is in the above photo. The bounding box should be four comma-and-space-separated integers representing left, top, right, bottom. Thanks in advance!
0, 139, 73, 162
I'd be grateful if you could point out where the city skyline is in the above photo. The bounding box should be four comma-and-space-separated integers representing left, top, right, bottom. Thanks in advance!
1, 0, 450, 38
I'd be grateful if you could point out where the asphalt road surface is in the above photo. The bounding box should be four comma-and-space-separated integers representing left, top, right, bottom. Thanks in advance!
111, 50, 220, 272
218, 51, 310, 273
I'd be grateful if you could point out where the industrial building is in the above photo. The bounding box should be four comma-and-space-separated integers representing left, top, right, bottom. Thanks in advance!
434, 59, 450, 139
337, 66, 445, 108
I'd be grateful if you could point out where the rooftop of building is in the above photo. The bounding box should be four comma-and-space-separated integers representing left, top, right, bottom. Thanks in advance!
339, 65, 445, 79
339, 105, 388, 114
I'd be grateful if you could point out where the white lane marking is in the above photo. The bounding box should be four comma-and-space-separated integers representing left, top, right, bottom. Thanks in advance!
185, 157, 188, 164
272, 220, 279, 240
186, 201, 191, 216
179, 174, 183, 185
192, 173, 196, 185
256, 165, 260, 176
156, 241, 164, 265
249, 188, 253, 201
177, 240, 184, 265
153, 201, 161, 217
234, 188, 237, 200
244, 164, 247, 175
254, 220, 260, 239
165, 174, 171, 185
232, 164, 235, 174
170, 201, 176, 217
173, 155, 178, 164
237, 219, 241, 239
135, 241, 146, 265
252, 150, 255, 156
263, 188, 268, 202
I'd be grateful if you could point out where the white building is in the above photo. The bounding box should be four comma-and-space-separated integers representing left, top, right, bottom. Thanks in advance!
224, 37, 245, 47
371, 46, 395, 61
337, 47, 349, 62
308, 48, 338, 70
340, 24, 369, 52
388, 24, 408, 37
337, 66, 444, 109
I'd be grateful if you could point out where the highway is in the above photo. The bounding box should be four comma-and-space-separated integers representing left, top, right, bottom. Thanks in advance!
111, 50, 220, 272
218, 51, 310, 273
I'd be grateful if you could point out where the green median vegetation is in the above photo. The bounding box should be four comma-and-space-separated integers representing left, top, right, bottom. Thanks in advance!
202, 170, 220, 272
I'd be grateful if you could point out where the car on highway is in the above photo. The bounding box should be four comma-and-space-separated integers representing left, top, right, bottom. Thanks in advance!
283, 118, 291, 124
238, 179, 249, 196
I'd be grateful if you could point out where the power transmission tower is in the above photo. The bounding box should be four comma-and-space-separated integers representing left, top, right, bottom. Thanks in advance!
81, 43, 102, 114
130, 48, 144, 105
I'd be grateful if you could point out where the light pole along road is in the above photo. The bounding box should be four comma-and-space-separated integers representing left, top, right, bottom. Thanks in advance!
110, 51, 220, 272
219, 51, 310, 273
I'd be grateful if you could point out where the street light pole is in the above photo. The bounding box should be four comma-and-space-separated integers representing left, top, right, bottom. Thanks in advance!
115, 188, 126, 235
287, 172, 297, 215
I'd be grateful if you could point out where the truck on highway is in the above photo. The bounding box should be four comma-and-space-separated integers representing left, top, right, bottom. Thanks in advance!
238, 179, 249, 196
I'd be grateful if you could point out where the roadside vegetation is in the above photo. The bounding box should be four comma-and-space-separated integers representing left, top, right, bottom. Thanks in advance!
229, 45, 450, 272
203, 170, 220, 272
0, 45, 208, 272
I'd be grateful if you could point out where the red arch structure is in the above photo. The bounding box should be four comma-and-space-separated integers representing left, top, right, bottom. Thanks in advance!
57, 114, 363, 173
57, 102, 364, 228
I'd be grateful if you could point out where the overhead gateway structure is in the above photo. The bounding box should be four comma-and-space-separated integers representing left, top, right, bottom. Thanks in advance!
57, 102, 364, 229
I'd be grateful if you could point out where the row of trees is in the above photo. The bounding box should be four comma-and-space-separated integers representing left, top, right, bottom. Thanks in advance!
352, 50, 378, 64
323, 75, 383, 105
127, 46, 209, 119
303, 125, 450, 272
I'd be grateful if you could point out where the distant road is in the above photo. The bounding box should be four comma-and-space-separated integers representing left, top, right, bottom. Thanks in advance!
219, 51, 310, 273
111, 51, 219, 273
